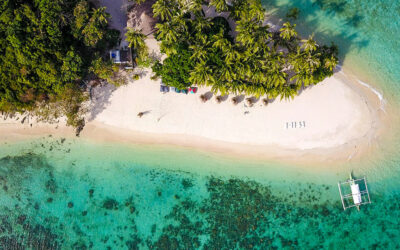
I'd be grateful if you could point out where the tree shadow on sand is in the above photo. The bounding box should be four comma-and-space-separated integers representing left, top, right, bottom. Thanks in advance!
88, 83, 116, 121
127, 0, 157, 36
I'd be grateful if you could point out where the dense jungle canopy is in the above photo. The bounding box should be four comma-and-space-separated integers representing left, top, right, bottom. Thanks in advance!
0, 0, 118, 126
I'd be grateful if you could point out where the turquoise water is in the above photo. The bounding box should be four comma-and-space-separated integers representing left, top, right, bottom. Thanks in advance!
262, 0, 400, 97
0, 137, 399, 249
2, 1, 400, 249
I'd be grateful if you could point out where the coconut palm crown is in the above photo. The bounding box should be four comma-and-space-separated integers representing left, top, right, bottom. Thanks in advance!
151, 0, 338, 100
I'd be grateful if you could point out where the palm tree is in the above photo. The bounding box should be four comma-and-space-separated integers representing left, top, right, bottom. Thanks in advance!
306, 54, 321, 71
92, 7, 109, 26
189, 62, 212, 86
248, 2, 265, 23
279, 22, 298, 41
323, 55, 338, 71
224, 45, 240, 65
212, 34, 229, 50
160, 41, 178, 55
262, 98, 269, 106
82, 7, 110, 46
280, 85, 297, 100
126, 28, 148, 62
126, 28, 146, 49
210, 0, 228, 12
215, 95, 223, 103
253, 25, 271, 45
152, 0, 174, 21
291, 70, 313, 87
193, 16, 211, 32
301, 35, 317, 52
220, 65, 236, 82
171, 15, 188, 34
155, 23, 178, 43
270, 70, 287, 87
180, 0, 203, 14
189, 44, 208, 62
236, 20, 258, 46
211, 79, 227, 95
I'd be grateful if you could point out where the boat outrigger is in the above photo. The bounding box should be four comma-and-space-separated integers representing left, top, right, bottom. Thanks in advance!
338, 173, 371, 211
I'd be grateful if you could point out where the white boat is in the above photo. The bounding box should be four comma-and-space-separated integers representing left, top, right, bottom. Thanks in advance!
338, 173, 371, 211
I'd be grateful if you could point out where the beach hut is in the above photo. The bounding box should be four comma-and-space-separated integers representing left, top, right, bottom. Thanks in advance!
110, 50, 121, 63
338, 173, 371, 211
110, 46, 133, 65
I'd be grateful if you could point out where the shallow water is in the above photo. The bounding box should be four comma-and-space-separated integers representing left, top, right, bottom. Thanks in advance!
261, 0, 400, 97
2, 1, 400, 249
0, 137, 399, 249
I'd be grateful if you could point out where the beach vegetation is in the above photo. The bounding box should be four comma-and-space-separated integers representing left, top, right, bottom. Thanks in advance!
151, 0, 338, 100
153, 44, 195, 90
0, 0, 119, 128
126, 28, 149, 65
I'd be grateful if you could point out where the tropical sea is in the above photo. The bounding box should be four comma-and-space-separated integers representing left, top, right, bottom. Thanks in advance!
1, 0, 400, 249
0, 136, 399, 249
262, 0, 400, 99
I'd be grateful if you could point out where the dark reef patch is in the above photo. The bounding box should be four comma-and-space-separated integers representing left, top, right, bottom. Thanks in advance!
45, 178, 57, 193
0, 215, 60, 249
89, 189, 94, 198
102, 198, 119, 210
181, 178, 193, 189
0, 144, 399, 249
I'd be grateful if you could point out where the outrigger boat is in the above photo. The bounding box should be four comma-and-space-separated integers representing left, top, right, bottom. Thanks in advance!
338, 172, 371, 211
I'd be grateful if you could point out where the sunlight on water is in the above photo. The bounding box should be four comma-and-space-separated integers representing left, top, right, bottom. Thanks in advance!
0, 137, 399, 249
1, 1, 400, 248
262, 0, 400, 97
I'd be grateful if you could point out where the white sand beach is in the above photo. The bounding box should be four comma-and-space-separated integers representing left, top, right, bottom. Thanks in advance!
0, 57, 386, 164
92, 71, 378, 149
0, 2, 387, 164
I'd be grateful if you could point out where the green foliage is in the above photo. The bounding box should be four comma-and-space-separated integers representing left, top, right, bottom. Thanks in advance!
90, 58, 126, 87
152, 45, 194, 89
90, 57, 115, 79
126, 28, 149, 63
210, 0, 229, 12
152, 0, 338, 99
81, 7, 111, 47
0, 0, 119, 127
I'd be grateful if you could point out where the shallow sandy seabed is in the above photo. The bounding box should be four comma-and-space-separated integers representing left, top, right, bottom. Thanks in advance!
0, 55, 388, 167
0, 5, 389, 166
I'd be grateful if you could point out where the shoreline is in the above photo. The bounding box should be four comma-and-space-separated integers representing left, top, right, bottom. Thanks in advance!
0, 67, 389, 167
0, 4, 391, 167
